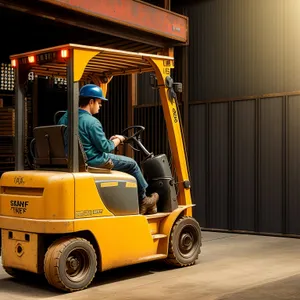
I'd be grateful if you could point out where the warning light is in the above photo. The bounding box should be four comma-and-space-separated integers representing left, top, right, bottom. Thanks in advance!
28, 56, 35, 63
61, 49, 69, 58
11, 59, 17, 68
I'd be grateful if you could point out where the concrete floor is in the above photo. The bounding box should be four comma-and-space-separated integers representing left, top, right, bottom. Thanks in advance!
1, 232, 300, 299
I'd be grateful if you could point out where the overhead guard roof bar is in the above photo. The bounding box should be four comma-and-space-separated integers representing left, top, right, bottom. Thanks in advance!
10, 43, 174, 80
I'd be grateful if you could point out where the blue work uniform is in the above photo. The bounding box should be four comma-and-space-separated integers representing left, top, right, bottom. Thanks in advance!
58, 109, 148, 200
58, 109, 114, 167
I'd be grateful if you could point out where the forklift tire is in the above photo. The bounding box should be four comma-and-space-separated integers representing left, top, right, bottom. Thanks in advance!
44, 236, 97, 292
165, 216, 201, 267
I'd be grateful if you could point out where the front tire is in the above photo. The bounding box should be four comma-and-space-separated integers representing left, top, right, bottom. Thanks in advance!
165, 216, 202, 267
44, 237, 97, 292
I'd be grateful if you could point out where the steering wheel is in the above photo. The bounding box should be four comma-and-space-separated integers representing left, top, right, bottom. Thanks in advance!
121, 125, 145, 143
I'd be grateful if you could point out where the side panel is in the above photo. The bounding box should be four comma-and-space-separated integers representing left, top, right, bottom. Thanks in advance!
2, 229, 39, 273
73, 172, 139, 218
96, 180, 139, 216
74, 215, 159, 271
73, 174, 114, 218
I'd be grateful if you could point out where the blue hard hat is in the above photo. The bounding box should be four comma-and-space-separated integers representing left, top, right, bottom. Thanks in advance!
80, 84, 108, 101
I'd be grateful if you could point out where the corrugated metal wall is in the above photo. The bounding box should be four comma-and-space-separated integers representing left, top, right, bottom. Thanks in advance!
178, 0, 300, 102
161, 0, 300, 236
189, 94, 300, 235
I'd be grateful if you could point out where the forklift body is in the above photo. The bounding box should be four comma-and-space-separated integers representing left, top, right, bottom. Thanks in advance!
0, 44, 201, 292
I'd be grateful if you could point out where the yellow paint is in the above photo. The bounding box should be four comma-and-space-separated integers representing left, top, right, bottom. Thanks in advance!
145, 57, 192, 212
73, 49, 99, 81
147, 218, 161, 235
101, 182, 118, 188
2, 230, 39, 273
73, 215, 162, 271
0, 171, 75, 219
0, 216, 74, 233
126, 182, 137, 188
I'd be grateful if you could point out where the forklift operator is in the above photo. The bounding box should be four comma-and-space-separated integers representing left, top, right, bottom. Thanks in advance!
58, 84, 159, 215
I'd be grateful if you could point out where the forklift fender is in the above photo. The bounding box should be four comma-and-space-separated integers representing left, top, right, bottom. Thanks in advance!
158, 204, 195, 255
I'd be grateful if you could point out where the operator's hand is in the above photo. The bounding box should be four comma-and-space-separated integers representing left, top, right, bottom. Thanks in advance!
110, 134, 126, 147
110, 135, 125, 142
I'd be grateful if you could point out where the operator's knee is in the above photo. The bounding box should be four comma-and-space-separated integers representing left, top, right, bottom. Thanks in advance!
127, 157, 139, 171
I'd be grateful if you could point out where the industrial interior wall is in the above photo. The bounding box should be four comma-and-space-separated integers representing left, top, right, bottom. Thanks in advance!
184, 0, 300, 101
175, 0, 300, 235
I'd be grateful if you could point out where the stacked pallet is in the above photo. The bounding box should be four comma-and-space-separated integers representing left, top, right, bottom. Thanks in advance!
0, 108, 15, 136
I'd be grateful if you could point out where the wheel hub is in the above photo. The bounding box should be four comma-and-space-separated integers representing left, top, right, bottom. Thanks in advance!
65, 248, 90, 281
67, 257, 80, 270
180, 233, 194, 252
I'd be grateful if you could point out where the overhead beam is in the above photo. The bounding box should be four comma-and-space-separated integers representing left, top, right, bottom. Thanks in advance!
41, 0, 188, 43
0, 0, 187, 48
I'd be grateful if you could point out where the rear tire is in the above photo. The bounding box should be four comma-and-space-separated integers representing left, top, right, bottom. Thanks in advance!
44, 236, 97, 292
165, 216, 201, 267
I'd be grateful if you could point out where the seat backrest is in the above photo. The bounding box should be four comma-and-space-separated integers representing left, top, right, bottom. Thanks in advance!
33, 125, 68, 166
32, 125, 86, 170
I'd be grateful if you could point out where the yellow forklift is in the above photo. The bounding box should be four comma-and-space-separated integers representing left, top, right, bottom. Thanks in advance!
0, 44, 201, 292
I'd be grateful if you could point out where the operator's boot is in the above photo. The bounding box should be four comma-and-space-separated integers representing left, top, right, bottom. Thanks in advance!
140, 193, 159, 215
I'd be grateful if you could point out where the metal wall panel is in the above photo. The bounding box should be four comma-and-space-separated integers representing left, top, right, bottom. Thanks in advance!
176, 0, 300, 102
233, 100, 256, 231
189, 104, 207, 226
188, 94, 300, 236
259, 97, 283, 233
287, 95, 300, 235
209, 103, 229, 229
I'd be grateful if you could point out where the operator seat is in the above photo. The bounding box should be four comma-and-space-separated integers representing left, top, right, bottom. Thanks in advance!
30, 125, 112, 173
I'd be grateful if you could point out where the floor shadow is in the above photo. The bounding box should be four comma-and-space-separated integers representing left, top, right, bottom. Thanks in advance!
0, 260, 174, 298
91, 260, 174, 287
217, 274, 300, 300
0, 275, 60, 298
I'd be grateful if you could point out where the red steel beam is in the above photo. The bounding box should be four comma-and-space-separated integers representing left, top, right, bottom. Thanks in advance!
41, 0, 188, 43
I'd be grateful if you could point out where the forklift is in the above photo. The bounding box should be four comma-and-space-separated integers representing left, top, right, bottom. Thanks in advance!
0, 44, 201, 292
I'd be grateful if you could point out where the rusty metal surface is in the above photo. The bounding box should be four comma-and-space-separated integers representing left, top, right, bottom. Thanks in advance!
0, 0, 184, 48
41, 0, 188, 43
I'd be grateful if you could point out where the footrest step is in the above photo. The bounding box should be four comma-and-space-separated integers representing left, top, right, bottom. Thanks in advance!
152, 234, 167, 240
146, 212, 171, 220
